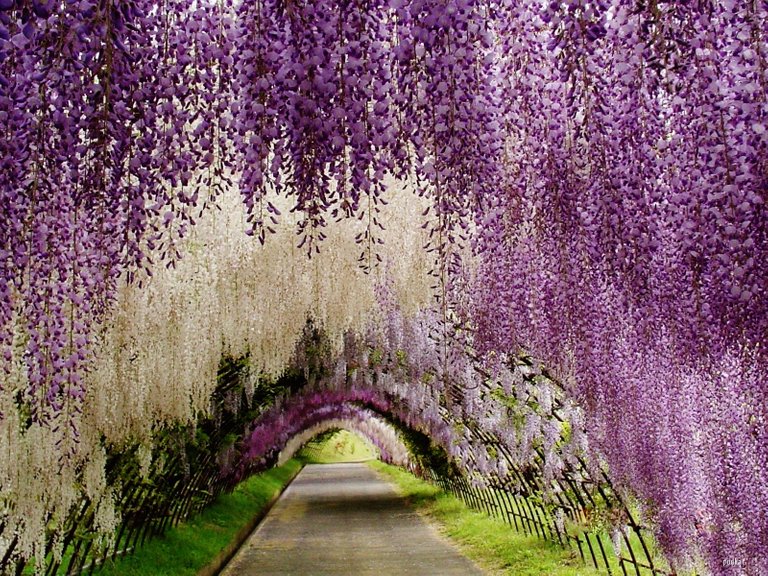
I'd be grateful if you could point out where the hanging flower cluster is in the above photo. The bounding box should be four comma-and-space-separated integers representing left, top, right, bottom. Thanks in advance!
232, 0, 505, 271
0, 0, 234, 434
464, 2, 768, 573
233, 0, 403, 260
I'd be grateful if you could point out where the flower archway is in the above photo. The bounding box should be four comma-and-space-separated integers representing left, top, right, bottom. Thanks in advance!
1, 1, 766, 574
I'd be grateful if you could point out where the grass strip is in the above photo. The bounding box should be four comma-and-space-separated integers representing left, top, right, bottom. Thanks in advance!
95, 458, 302, 576
369, 460, 604, 576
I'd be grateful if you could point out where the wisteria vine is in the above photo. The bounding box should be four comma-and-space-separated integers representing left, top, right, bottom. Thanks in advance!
0, 0, 232, 433
0, 1, 766, 575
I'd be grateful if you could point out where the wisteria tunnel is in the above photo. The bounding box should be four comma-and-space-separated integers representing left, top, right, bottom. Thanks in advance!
0, 0, 766, 575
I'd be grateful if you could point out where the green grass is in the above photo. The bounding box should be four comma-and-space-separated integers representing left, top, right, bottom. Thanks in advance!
298, 429, 377, 463
370, 460, 605, 576
95, 458, 302, 576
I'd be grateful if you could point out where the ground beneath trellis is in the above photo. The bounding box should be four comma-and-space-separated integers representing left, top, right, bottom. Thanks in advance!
219, 462, 486, 575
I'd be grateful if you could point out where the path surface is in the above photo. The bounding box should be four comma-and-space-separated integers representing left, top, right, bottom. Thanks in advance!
219, 462, 486, 576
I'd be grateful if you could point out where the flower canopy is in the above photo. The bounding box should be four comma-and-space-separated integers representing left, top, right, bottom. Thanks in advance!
0, 1, 766, 574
